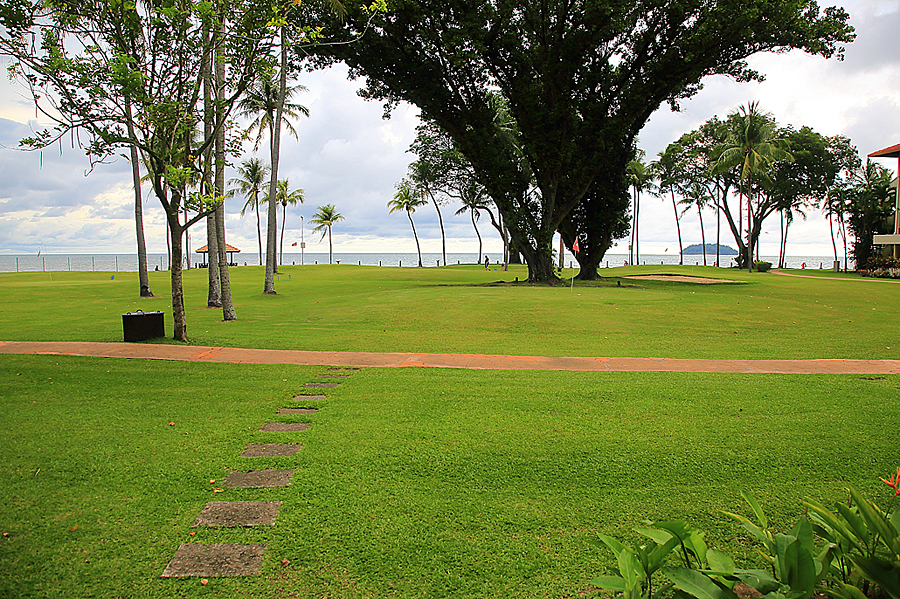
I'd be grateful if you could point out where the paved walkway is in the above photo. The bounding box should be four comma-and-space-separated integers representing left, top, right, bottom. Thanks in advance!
2, 341, 899, 374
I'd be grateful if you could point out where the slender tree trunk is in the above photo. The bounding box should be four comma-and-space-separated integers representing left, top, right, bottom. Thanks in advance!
629, 190, 635, 265
166, 218, 171, 270
430, 192, 445, 267
408, 211, 422, 266
698, 204, 707, 266
280, 203, 286, 266
255, 194, 262, 265
125, 99, 152, 297
214, 19, 235, 320
635, 190, 640, 265
264, 29, 288, 293
671, 190, 683, 265
184, 208, 191, 269
716, 184, 721, 267
471, 209, 482, 264
328, 226, 333, 263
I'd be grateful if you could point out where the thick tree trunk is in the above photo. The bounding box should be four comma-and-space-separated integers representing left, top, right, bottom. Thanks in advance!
206, 213, 222, 306
169, 215, 187, 341
202, 38, 221, 307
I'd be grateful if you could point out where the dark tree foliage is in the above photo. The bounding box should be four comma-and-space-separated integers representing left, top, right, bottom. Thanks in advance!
843, 163, 894, 267
306, 0, 853, 281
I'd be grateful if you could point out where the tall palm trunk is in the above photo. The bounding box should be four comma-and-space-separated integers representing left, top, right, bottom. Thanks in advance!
430, 192, 446, 267
264, 29, 288, 293
408, 211, 422, 266
697, 203, 707, 266
279, 202, 287, 266
126, 97, 152, 297
202, 32, 222, 307
471, 209, 482, 263
328, 225, 333, 263
671, 190, 683, 265
255, 195, 262, 265
215, 20, 236, 320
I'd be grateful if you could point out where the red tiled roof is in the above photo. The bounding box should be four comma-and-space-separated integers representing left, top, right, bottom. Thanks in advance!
868, 143, 900, 158
195, 243, 241, 253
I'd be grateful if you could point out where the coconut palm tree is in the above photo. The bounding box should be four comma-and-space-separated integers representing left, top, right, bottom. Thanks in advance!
239, 64, 310, 292
309, 204, 344, 264
714, 102, 791, 272
275, 179, 304, 266
454, 181, 490, 264
388, 180, 428, 267
626, 151, 651, 266
228, 158, 270, 265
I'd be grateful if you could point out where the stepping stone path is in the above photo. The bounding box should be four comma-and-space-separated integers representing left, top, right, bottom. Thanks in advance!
162, 543, 267, 578
193, 501, 282, 527
163, 367, 361, 579
241, 443, 303, 458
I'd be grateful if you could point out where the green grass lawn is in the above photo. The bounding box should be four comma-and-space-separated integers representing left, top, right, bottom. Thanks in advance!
1, 265, 899, 598
1, 263, 899, 359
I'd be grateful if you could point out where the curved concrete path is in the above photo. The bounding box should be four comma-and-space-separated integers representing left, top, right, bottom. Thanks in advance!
2, 341, 899, 374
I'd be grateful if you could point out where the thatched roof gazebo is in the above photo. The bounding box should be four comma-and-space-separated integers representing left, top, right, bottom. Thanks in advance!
195, 243, 241, 267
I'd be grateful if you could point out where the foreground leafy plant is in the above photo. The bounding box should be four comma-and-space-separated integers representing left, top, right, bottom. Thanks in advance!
593, 472, 900, 599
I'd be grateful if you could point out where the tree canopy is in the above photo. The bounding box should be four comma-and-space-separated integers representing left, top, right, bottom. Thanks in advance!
309, 0, 853, 281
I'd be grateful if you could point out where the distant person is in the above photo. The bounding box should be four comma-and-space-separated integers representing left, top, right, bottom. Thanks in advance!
801, 262, 806, 269
484, 256, 490, 269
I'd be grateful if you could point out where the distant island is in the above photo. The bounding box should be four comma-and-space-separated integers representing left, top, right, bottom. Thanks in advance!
683, 243, 738, 255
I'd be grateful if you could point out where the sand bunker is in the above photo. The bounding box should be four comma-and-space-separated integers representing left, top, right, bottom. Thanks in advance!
625, 274, 742, 284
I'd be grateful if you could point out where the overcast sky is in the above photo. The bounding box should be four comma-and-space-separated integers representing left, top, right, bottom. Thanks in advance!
1, 0, 899, 259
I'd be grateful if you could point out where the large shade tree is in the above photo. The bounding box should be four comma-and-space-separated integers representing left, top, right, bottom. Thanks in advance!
309, 0, 853, 282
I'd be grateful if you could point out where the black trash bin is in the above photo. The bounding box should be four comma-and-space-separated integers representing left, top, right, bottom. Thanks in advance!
122, 310, 165, 342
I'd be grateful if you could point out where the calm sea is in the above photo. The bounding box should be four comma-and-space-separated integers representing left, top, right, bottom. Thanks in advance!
0, 252, 846, 273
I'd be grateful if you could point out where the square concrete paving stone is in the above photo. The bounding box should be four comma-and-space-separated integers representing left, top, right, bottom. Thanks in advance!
305, 382, 339, 388
278, 407, 317, 415
224, 469, 294, 488
315, 374, 349, 379
161, 543, 267, 578
292, 394, 327, 401
260, 422, 310, 432
328, 367, 360, 371
241, 443, 303, 457
192, 501, 282, 528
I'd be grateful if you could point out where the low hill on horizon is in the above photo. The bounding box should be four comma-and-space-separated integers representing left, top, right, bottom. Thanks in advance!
683, 243, 738, 255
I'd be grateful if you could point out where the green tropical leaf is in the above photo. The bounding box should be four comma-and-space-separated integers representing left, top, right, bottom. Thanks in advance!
707, 549, 736, 575
592, 575, 627, 591
741, 491, 769, 529
663, 566, 735, 599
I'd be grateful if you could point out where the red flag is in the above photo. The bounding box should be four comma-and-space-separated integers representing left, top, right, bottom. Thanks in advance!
291, 242, 298, 247
572, 238, 580, 254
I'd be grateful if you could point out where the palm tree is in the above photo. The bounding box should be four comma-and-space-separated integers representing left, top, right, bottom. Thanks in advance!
239, 64, 310, 293
454, 181, 489, 264
626, 152, 651, 266
228, 158, 270, 265
309, 204, 344, 264
714, 102, 791, 272
275, 179, 304, 266
388, 181, 428, 267
651, 144, 686, 265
